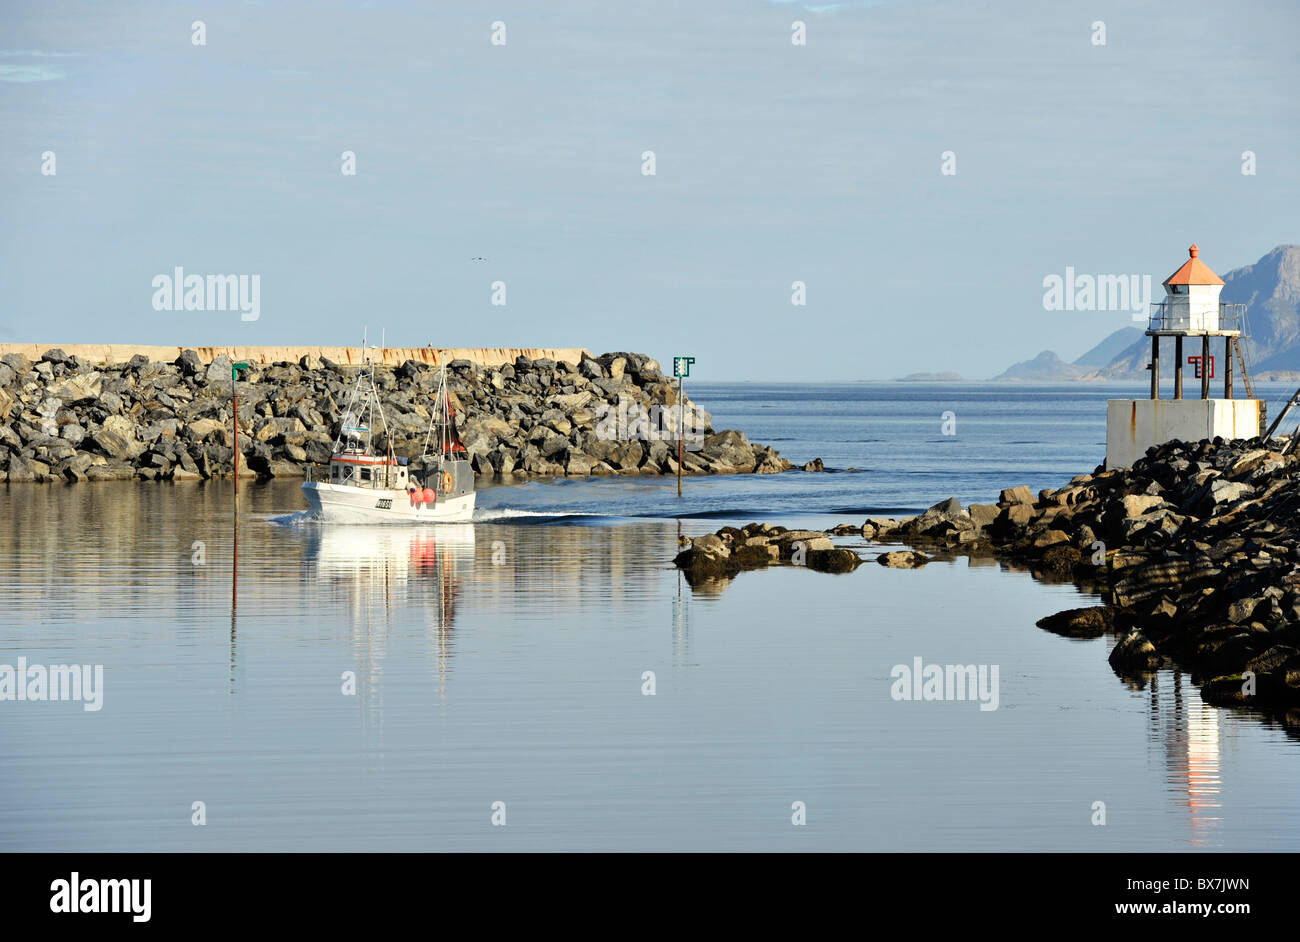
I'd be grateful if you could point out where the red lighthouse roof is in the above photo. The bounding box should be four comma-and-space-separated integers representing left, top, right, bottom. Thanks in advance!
1163, 244, 1224, 287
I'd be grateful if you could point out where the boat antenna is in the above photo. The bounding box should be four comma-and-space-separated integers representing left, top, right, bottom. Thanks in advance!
420, 349, 450, 465
441, 355, 449, 462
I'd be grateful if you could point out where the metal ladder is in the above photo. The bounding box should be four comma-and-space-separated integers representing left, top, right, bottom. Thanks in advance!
1234, 338, 1255, 400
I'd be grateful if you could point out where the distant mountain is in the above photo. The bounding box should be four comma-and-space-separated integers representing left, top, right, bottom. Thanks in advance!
1072, 327, 1145, 367
1098, 244, 1300, 379
898, 371, 963, 382
1229, 245, 1300, 372
988, 244, 1299, 382
992, 351, 1096, 382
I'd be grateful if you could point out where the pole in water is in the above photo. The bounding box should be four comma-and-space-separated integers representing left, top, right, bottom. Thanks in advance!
232, 375, 237, 496
229, 362, 250, 690
230, 361, 250, 496
232, 496, 239, 616
673, 356, 694, 497
677, 374, 683, 497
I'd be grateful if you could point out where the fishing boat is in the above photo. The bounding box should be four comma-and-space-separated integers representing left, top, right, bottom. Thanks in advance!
301, 351, 476, 523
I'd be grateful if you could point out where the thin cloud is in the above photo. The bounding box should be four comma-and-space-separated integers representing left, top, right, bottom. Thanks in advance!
768, 0, 900, 10
0, 50, 87, 58
0, 50, 85, 82
0, 64, 66, 83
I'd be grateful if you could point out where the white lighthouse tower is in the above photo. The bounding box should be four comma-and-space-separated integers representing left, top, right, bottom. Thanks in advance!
1105, 244, 1259, 469
1158, 243, 1224, 332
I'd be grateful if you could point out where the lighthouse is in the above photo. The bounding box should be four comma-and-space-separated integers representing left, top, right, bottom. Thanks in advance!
1105, 244, 1260, 469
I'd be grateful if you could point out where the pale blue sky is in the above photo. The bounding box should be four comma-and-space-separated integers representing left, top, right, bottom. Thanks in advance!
2, 0, 1296, 379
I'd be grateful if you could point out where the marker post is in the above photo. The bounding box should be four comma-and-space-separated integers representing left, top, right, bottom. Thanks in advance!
231, 361, 251, 497
673, 357, 695, 497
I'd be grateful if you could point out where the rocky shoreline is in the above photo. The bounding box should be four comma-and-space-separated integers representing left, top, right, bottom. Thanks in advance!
0, 347, 791, 483
675, 435, 1300, 716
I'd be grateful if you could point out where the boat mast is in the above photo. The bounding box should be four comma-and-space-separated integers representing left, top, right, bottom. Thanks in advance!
420, 350, 451, 468
335, 330, 396, 485
440, 357, 450, 467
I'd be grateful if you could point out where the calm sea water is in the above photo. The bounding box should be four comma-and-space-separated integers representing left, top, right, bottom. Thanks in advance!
4, 382, 1300, 851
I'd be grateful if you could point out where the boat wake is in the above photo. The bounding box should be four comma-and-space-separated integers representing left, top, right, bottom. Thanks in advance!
263, 507, 619, 526
265, 510, 319, 527
471, 508, 619, 523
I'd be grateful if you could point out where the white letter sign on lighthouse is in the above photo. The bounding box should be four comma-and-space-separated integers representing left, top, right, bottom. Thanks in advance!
1105, 244, 1260, 469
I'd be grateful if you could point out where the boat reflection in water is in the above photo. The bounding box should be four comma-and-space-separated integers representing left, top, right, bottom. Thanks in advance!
297, 523, 476, 721
1149, 670, 1225, 844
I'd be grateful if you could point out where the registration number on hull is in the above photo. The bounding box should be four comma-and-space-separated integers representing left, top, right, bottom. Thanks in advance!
375, 498, 392, 509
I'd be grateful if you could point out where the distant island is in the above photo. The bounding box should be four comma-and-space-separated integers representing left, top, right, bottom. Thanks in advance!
991, 350, 1101, 383
893, 244, 1300, 382
897, 371, 964, 382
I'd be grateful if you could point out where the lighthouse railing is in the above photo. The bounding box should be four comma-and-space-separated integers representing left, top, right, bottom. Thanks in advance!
1146, 301, 1246, 333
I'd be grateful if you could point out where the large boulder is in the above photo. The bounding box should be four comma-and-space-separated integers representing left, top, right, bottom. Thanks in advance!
699, 430, 756, 473
1108, 629, 1162, 674
1120, 494, 1164, 518
1207, 479, 1253, 506
993, 503, 1035, 536
806, 548, 863, 573
673, 533, 732, 577
999, 485, 1034, 506
5, 455, 39, 482
754, 446, 790, 474
60, 453, 95, 482
184, 418, 228, 444
907, 497, 974, 538
1035, 606, 1114, 638
566, 452, 597, 476
204, 354, 234, 384
88, 414, 143, 461
877, 551, 930, 568
255, 416, 308, 446
175, 349, 203, 377
1, 353, 33, 376
47, 372, 102, 404
41, 348, 76, 367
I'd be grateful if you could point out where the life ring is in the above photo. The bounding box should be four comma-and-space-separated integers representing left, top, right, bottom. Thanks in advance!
441, 470, 453, 494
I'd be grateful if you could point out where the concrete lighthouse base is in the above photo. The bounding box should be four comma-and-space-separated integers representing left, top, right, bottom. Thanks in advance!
1105, 398, 1261, 470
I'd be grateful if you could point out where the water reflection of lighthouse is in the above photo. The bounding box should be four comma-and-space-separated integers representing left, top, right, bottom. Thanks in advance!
306, 524, 475, 723
1150, 671, 1225, 844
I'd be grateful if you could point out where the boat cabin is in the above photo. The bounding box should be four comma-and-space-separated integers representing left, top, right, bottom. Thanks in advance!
328, 450, 410, 490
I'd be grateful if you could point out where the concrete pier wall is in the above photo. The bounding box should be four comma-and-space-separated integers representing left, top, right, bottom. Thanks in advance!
1106, 398, 1261, 469
0, 343, 594, 369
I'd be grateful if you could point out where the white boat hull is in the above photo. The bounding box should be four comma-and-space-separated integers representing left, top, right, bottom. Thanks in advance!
302, 481, 476, 523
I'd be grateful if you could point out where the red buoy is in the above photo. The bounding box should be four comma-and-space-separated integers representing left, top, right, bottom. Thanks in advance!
422, 488, 436, 504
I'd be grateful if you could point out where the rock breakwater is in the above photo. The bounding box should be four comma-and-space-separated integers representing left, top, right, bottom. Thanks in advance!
0, 348, 791, 483
674, 435, 1300, 714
